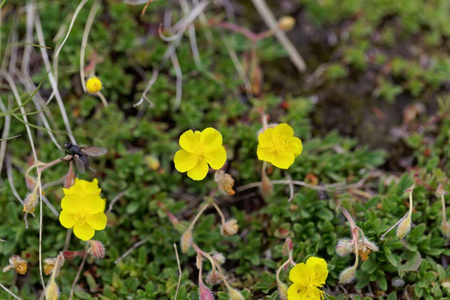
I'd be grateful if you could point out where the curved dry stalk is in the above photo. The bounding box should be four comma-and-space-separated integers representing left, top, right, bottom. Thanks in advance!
114, 236, 150, 264
80, 0, 101, 92
0, 283, 22, 300
0, 70, 38, 159
35, 13, 77, 144
251, 0, 306, 72
0, 98, 11, 176
54, 0, 90, 62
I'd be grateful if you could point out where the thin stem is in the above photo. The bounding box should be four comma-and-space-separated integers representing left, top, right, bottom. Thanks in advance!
408, 190, 414, 218
210, 201, 226, 225
80, 0, 100, 93
69, 247, 88, 300
187, 203, 209, 232
114, 236, 149, 264
0, 283, 21, 300
441, 194, 448, 224
173, 243, 182, 300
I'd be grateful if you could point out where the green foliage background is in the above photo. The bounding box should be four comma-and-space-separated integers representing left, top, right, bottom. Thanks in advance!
0, 0, 449, 299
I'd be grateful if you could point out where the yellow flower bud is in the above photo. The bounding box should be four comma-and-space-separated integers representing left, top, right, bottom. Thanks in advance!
86, 76, 102, 93
278, 16, 295, 31
145, 155, 160, 170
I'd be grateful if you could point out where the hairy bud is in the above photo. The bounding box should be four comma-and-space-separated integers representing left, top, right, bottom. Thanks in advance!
335, 239, 354, 257
88, 240, 105, 259
212, 252, 226, 265
441, 221, 450, 239
278, 282, 288, 300
227, 287, 245, 300
199, 281, 214, 300
181, 229, 193, 253
45, 277, 60, 300
206, 269, 222, 285
339, 265, 357, 284
23, 191, 39, 213
44, 258, 57, 275
396, 216, 412, 239
221, 219, 239, 236
214, 170, 235, 196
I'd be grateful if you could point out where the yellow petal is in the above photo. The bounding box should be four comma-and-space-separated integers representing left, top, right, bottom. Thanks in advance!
179, 130, 201, 153
204, 146, 226, 170
86, 213, 107, 230
85, 196, 106, 214
73, 223, 95, 241
187, 158, 209, 180
174, 149, 198, 172
271, 152, 295, 169
201, 127, 223, 151
61, 194, 83, 212
59, 210, 76, 229
306, 257, 328, 287
274, 123, 294, 138
257, 147, 275, 162
289, 137, 303, 157
258, 128, 274, 148
289, 262, 309, 284
287, 282, 308, 300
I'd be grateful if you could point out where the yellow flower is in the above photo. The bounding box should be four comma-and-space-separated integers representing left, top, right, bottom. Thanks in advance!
59, 178, 107, 241
288, 257, 328, 300
174, 128, 227, 180
86, 77, 102, 93
257, 123, 302, 169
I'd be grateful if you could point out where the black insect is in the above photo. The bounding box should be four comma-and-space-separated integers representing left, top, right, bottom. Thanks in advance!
64, 142, 107, 174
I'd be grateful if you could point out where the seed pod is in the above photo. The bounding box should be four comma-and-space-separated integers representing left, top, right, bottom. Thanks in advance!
339, 265, 357, 284
180, 229, 193, 253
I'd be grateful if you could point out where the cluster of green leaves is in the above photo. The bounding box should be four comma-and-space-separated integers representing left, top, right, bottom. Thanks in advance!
0, 1, 449, 299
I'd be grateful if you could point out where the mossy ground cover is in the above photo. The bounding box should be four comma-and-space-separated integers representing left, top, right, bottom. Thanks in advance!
0, 1, 449, 299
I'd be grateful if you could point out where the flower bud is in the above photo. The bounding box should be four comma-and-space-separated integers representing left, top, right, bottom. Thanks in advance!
441, 221, 450, 239
64, 162, 76, 189
227, 287, 245, 300
214, 170, 235, 196
25, 174, 37, 191
339, 265, 357, 284
261, 172, 273, 196
205, 269, 222, 285
86, 76, 102, 93
211, 252, 226, 265
278, 16, 295, 31
199, 281, 214, 300
436, 183, 447, 197
23, 191, 39, 213
44, 258, 57, 275
88, 240, 105, 259
221, 219, 238, 236
45, 277, 59, 300
396, 216, 411, 239
282, 238, 293, 255
335, 239, 354, 256
145, 155, 160, 170
181, 229, 193, 253
3, 255, 28, 275
277, 282, 288, 300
